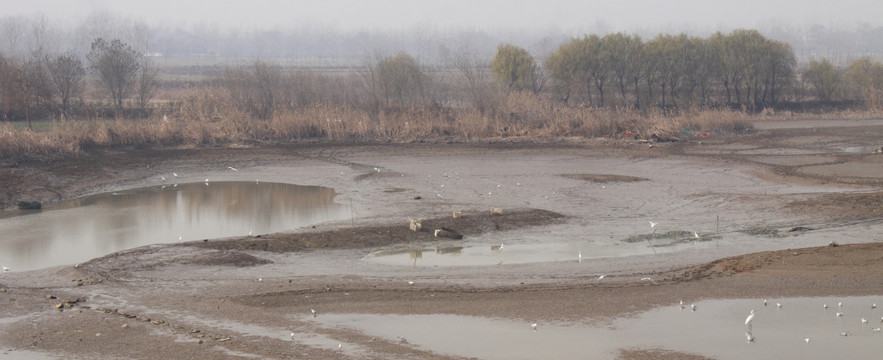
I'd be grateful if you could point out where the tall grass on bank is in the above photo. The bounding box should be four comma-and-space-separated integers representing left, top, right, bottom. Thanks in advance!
0, 90, 794, 159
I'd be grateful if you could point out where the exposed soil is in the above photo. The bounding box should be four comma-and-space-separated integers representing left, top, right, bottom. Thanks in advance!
1, 119, 882, 359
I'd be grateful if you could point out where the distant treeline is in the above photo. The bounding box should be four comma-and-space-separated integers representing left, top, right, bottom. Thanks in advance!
3, 28, 883, 126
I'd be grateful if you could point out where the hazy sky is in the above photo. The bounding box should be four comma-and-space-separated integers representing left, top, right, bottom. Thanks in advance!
3, 0, 881, 32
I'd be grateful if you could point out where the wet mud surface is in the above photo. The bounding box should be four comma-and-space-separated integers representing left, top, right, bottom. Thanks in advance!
1, 118, 882, 359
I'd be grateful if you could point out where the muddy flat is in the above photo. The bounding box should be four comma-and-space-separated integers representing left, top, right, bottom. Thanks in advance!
1, 119, 882, 359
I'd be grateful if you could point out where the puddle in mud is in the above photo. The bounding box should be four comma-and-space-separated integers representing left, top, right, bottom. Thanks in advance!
0, 182, 349, 271
364, 239, 712, 267
840, 145, 881, 154
314, 296, 882, 360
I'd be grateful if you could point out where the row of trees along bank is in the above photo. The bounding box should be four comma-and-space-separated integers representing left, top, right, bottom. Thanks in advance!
2, 30, 883, 128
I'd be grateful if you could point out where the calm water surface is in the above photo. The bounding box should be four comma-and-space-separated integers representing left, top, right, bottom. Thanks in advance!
0, 182, 349, 271
313, 296, 883, 360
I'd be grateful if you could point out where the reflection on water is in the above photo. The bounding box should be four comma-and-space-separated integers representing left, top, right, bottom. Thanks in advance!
364, 240, 709, 267
0, 182, 349, 271
314, 296, 882, 360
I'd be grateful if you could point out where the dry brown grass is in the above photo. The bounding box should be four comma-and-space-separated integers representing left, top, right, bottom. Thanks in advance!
0, 89, 784, 159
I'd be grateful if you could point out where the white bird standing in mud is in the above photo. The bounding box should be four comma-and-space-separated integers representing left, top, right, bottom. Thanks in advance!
311, 308, 318, 317
530, 323, 538, 331
2, 265, 9, 272
578, 251, 582, 263
227, 166, 238, 172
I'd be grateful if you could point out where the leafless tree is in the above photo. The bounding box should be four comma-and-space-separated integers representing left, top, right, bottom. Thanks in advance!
87, 38, 140, 109
135, 57, 158, 109
43, 51, 85, 117
11, 57, 50, 129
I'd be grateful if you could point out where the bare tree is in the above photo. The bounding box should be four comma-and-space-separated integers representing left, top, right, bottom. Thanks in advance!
450, 49, 498, 115
11, 57, 49, 129
0, 53, 12, 120
135, 57, 158, 109
87, 38, 140, 109
217, 59, 282, 119
43, 51, 85, 117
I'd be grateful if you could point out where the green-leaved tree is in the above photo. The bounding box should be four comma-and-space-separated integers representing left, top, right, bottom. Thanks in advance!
490, 44, 541, 93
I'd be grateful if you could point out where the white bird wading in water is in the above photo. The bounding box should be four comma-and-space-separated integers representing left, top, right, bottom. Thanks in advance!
745, 310, 756, 330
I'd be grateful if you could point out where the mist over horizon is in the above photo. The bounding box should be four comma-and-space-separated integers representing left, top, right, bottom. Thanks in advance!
2, 1, 882, 66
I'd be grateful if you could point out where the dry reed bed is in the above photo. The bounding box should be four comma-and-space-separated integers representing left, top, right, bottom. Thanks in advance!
0, 90, 781, 159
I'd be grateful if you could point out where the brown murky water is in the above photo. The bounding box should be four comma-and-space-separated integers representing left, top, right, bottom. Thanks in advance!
0, 182, 349, 271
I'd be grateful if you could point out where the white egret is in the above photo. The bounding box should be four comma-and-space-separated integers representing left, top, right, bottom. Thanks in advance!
597, 275, 606, 281
763, 299, 768, 306
530, 323, 538, 331
290, 332, 295, 339
838, 301, 843, 308
805, 337, 810, 343
578, 251, 582, 263
836, 312, 844, 317
227, 166, 238, 172
641, 277, 657, 285
311, 309, 318, 317
873, 303, 877, 309
862, 318, 868, 324
745, 310, 756, 327
840, 332, 850, 336
693, 231, 700, 238
160, 176, 166, 181
824, 303, 828, 309
499, 243, 504, 250
649, 221, 657, 228
407, 281, 414, 285
777, 303, 782, 308
691, 303, 697, 311
679, 300, 685, 309
173, 172, 179, 177
873, 327, 881, 332
258, 278, 262, 282
2, 265, 9, 272
338, 343, 342, 351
